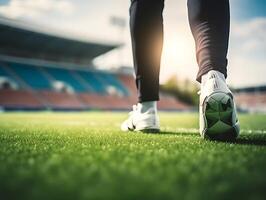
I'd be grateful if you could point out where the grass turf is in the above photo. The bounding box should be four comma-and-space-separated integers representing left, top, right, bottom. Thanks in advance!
0, 112, 266, 200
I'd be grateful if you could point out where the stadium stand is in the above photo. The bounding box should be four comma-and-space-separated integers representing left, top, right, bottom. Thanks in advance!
0, 64, 18, 88
44, 67, 87, 92
0, 89, 42, 110
234, 86, 266, 113
0, 17, 190, 111
98, 73, 129, 96
0, 63, 44, 109
75, 70, 110, 94
0, 65, 9, 77
8, 62, 51, 90
39, 91, 85, 110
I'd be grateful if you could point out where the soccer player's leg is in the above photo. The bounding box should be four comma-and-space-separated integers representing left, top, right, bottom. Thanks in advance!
187, 0, 240, 140
121, 0, 164, 132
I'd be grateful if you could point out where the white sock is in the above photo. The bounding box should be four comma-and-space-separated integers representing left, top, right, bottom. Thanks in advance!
138, 101, 157, 113
201, 70, 226, 87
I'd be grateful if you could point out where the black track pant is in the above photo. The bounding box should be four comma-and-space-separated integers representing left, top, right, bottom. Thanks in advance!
130, 0, 230, 102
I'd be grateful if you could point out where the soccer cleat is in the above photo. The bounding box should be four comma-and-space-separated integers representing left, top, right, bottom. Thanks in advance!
121, 104, 160, 133
199, 70, 240, 140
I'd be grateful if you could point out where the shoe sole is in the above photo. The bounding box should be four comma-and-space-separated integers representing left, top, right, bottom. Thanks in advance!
139, 128, 160, 134
202, 92, 239, 141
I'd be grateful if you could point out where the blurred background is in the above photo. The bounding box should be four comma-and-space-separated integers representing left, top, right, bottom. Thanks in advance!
0, 0, 265, 112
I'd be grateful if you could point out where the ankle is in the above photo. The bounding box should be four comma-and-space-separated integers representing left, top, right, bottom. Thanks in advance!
138, 101, 157, 113
201, 70, 226, 86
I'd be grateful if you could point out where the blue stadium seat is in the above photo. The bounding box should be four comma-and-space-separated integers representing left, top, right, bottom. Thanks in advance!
0, 65, 9, 77
8, 63, 51, 90
3, 62, 129, 96
45, 68, 87, 92
76, 71, 106, 94
99, 73, 129, 96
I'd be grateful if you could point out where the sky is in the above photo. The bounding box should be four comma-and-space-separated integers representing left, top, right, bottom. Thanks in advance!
0, 0, 265, 87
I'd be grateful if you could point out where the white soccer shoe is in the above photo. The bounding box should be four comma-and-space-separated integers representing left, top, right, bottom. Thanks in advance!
199, 70, 240, 140
121, 104, 160, 133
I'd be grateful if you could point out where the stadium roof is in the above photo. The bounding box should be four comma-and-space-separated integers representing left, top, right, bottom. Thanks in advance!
0, 17, 119, 65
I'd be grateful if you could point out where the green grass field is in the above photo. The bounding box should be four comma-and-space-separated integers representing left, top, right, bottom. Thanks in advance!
0, 112, 266, 200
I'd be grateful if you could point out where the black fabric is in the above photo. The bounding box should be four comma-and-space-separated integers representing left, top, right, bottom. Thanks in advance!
130, 0, 230, 102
